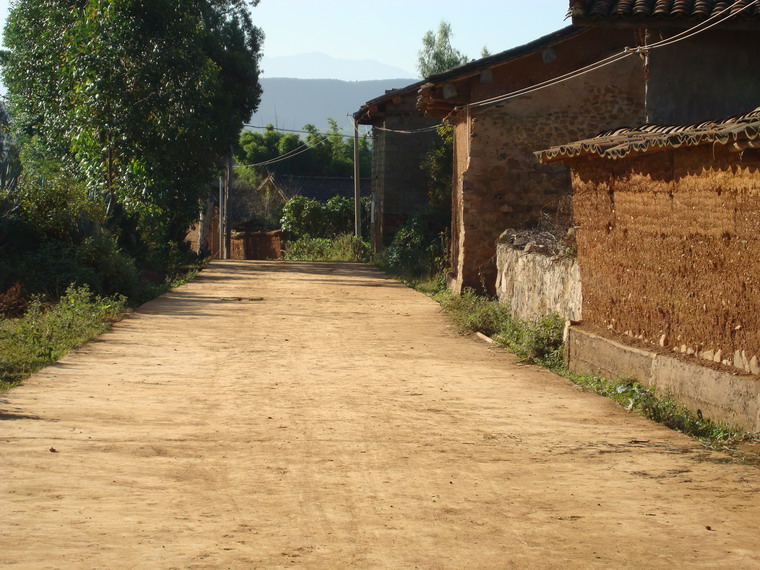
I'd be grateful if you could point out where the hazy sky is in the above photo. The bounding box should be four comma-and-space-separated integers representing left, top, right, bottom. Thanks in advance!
253, 0, 570, 75
0, 1, 571, 77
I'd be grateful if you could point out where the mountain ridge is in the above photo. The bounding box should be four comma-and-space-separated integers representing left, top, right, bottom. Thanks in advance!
249, 77, 421, 134
261, 52, 417, 82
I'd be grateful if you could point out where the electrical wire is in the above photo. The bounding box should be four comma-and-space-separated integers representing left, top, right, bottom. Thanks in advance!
371, 123, 444, 134
235, 116, 357, 168
371, 2, 755, 129
468, 0, 758, 109
240, 1, 758, 146
243, 123, 367, 139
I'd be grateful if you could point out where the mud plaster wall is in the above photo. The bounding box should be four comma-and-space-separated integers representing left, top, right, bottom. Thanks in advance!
370, 97, 437, 250
572, 146, 760, 373
450, 53, 645, 294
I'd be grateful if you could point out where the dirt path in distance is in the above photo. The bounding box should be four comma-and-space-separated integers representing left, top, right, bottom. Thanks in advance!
2, 260, 760, 569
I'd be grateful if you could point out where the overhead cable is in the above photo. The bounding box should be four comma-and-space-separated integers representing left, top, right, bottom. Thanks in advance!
468, 0, 758, 109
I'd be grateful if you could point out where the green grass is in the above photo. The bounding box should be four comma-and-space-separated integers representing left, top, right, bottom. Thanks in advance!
426, 286, 758, 456
0, 256, 209, 392
284, 234, 370, 262
0, 285, 128, 390
435, 288, 565, 370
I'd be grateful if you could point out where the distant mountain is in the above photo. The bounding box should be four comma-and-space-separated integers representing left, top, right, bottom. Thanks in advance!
261, 52, 417, 82
248, 77, 421, 135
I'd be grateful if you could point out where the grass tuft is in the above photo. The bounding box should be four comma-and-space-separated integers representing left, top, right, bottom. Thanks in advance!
0, 285, 127, 390
284, 234, 370, 262
427, 285, 758, 457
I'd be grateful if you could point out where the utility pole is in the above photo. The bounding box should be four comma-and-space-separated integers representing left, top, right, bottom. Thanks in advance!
353, 118, 361, 239
224, 147, 233, 259
218, 177, 223, 259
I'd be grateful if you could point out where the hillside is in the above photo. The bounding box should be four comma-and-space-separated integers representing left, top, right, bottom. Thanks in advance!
248, 77, 420, 134
261, 52, 417, 82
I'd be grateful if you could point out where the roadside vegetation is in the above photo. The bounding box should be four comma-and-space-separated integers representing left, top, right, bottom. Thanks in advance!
425, 285, 759, 461
0, 1, 262, 389
0, 286, 126, 391
278, 195, 371, 262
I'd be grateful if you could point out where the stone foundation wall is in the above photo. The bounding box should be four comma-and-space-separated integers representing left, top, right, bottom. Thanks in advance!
568, 326, 760, 432
496, 237, 581, 322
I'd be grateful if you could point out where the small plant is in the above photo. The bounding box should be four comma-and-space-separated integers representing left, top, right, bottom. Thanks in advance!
437, 288, 565, 369
0, 285, 127, 389
568, 374, 755, 451
284, 234, 370, 262
379, 212, 448, 284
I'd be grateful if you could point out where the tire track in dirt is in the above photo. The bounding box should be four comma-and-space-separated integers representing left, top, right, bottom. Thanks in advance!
1, 260, 759, 568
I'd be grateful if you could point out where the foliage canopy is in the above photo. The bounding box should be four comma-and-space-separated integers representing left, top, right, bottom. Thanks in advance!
1, 0, 263, 243
417, 20, 470, 78
235, 120, 371, 178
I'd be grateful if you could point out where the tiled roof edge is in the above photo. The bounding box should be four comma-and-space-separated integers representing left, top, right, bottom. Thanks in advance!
535, 106, 760, 162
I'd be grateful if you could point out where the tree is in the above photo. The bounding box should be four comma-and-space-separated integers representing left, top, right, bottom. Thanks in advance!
1, 0, 263, 245
235, 121, 371, 179
417, 20, 470, 78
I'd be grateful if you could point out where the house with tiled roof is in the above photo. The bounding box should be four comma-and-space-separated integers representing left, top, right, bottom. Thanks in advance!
417, 25, 646, 294
536, 106, 760, 431
354, 81, 439, 250
417, 0, 760, 296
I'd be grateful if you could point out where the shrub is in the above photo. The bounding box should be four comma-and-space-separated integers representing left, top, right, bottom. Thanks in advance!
284, 234, 370, 262
281, 195, 370, 241
381, 213, 447, 282
283, 236, 333, 260
0, 285, 127, 387
438, 288, 565, 369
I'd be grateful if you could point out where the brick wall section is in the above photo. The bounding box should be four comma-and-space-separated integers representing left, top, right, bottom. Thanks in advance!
371, 97, 438, 250
572, 145, 760, 370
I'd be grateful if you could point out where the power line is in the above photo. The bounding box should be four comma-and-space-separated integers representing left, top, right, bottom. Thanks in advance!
468, 0, 758, 109
236, 117, 357, 168
243, 123, 369, 140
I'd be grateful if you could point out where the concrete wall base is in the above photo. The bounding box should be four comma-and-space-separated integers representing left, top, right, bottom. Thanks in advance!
568, 326, 760, 432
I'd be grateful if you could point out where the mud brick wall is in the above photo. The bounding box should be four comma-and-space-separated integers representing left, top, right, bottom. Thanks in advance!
230, 230, 283, 260
572, 146, 760, 372
370, 96, 437, 250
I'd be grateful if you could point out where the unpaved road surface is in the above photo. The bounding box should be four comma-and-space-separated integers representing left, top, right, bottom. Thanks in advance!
2, 261, 760, 568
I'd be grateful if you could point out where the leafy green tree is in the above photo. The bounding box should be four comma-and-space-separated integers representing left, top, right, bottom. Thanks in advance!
2, 0, 263, 245
417, 20, 470, 78
235, 121, 371, 178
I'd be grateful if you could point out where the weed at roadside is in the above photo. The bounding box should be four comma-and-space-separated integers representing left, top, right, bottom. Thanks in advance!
0, 285, 127, 389
284, 234, 370, 262
426, 285, 758, 458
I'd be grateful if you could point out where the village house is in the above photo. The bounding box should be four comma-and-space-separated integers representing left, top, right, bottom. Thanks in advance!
536, 106, 760, 431
354, 81, 440, 251
418, 0, 760, 296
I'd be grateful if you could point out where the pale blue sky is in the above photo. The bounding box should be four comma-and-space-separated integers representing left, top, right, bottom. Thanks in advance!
253, 0, 570, 75
0, 1, 571, 77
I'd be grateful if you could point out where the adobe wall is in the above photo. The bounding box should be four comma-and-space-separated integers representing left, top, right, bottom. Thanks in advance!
448, 28, 646, 294
370, 97, 437, 250
572, 145, 760, 374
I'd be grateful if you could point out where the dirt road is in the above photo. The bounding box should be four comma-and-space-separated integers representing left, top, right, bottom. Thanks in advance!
2, 261, 759, 568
